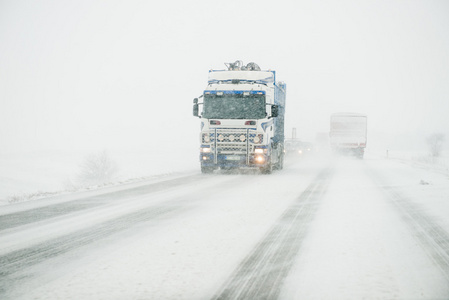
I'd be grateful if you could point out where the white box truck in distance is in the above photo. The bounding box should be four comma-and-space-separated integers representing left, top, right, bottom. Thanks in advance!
193, 61, 286, 174
330, 112, 367, 159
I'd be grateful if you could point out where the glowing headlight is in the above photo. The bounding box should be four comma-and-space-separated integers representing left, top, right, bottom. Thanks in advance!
201, 147, 211, 153
255, 155, 265, 163
203, 135, 210, 143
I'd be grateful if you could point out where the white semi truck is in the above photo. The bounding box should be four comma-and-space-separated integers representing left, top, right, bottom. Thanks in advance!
193, 61, 286, 173
329, 112, 367, 158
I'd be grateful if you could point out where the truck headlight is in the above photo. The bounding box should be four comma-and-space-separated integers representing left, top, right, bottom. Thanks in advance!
255, 155, 265, 163
254, 147, 267, 154
201, 147, 211, 153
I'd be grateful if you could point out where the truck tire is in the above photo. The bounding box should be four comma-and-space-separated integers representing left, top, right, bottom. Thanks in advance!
273, 151, 284, 170
201, 166, 214, 174
261, 163, 273, 174
278, 153, 284, 170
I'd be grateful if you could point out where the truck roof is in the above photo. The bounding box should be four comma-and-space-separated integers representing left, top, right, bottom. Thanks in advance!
208, 70, 275, 85
331, 112, 367, 118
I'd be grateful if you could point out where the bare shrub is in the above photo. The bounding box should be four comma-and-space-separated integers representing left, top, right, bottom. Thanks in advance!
427, 133, 445, 158
77, 151, 118, 187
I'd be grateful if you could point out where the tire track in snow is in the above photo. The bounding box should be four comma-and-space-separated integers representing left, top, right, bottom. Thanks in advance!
212, 167, 333, 300
370, 170, 449, 282
0, 173, 257, 298
0, 203, 187, 297
0, 174, 205, 230
382, 186, 449, 281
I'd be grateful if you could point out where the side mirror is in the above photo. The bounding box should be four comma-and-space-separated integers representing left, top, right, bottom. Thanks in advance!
271, 105, 279, 118
193, 98, 198, 104
193, 103, 199, 117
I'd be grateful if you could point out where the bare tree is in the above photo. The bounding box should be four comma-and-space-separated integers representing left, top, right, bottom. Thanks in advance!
426, 133, 445, 158
77, 150, 118, 186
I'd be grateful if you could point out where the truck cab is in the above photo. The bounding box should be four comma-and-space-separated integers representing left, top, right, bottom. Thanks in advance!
193, 61, 286, 173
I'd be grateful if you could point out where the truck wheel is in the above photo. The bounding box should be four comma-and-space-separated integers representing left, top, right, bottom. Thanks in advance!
273, 152, 284, 170
279, 154, 284, 170
201, 166, 214, 174
261, 163, 272, 174
356, 148, 364, 159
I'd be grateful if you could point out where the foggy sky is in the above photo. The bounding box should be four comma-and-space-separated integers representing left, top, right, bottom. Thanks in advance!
1, 0, 448, 154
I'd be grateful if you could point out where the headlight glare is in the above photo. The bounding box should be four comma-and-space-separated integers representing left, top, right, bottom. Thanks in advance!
255, 155, 265, 163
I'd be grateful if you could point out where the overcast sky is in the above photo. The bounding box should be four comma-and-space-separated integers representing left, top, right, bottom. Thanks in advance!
1, 0, 448, 154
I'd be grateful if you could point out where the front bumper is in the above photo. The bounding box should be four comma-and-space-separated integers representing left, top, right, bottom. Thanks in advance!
200, 153, 268, 169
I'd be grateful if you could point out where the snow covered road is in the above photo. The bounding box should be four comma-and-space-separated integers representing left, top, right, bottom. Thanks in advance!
1, 155, 449, 299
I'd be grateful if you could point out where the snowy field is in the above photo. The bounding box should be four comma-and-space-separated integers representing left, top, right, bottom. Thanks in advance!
1, 152, 449, 299
0, 148, 198, 205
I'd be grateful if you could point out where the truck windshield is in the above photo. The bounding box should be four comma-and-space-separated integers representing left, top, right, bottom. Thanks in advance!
202, 94, 266, 119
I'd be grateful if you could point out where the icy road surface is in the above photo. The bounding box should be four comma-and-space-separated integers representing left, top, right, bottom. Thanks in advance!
1, 155, 449, 299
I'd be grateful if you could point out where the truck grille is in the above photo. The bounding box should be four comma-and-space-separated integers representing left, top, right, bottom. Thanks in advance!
217, 144, 247, 154
202, 129, 262, 145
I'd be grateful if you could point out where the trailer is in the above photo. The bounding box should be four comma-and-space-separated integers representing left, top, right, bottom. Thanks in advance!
330, 112, 367, 159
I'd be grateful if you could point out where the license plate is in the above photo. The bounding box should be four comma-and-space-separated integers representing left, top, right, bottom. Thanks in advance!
225, 156, 241, 161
